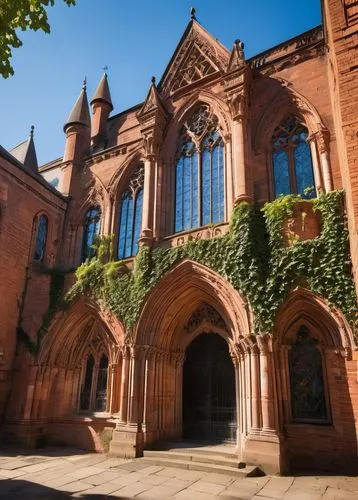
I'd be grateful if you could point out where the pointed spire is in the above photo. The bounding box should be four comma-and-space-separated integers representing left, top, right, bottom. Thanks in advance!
64, 80, 91, 132
10, 125, 38, 174
227, 39, 245, 72
91, 72, 113, 110
138, 75, 168, 118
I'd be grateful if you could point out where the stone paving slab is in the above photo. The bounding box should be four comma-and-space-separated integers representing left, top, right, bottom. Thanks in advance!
0, 448, 358, 499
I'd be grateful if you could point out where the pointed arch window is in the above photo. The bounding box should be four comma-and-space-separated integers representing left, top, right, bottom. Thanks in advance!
175, 105, 225, 233
79, 353, 109, 412
34, 214, 48, 262
118, 165, 144, 259
289, 326, 329, 423
82, 207, 101, 262
272, 116, 316, 199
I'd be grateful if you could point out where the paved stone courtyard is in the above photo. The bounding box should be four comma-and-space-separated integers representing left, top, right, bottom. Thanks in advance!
0, 448, 358, 499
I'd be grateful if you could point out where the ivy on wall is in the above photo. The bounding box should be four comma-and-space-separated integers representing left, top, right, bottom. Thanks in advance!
65, 189, 357, 338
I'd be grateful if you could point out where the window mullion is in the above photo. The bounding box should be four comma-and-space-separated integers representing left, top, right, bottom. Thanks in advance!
288, 146, 297, 194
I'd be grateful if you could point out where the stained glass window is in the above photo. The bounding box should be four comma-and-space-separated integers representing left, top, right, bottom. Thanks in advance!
34, 215, 48, 262
272, 117, 316, 199
174, 106, 225, 233
289, 326, 328, 423
118, 165, 144, 259
82, 208, 101, 262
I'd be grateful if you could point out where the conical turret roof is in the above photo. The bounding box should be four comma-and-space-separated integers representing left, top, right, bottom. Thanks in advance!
64, 81, 91, 132
10, 125, 38, 174
91, 73, 113, 110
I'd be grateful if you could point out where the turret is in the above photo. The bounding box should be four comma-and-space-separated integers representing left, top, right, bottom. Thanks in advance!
63, 80, 91, 165
90, 73, 113, 151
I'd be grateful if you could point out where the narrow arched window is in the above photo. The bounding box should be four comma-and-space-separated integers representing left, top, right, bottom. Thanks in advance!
95, 355, 108, 411
34, 215, 48, 262
118, 165, 144, 259
82, 208, 101, 262
175, 105, 225, 232
272, 117, 315, 199
80, 354, 94, 411
289, 326, 328, 423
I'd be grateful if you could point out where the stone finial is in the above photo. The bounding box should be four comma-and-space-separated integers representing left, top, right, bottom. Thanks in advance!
190, 7, 196, 20
151, 76, 156, 85
30, 125, 34, 138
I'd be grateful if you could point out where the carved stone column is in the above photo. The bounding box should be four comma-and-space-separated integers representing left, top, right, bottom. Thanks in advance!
308, 136, 324, 194
257, 335, 275, 433
224, 134, 234, 218
316, 129, 333, 193
250, 344, 261, 434
140, 149, 156, 245
142, 348, 157, 444
119, 346, 130, 425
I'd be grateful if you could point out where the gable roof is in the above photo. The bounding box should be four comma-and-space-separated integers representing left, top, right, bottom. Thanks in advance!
158, 19, 230, 97
10, 128, 38, 174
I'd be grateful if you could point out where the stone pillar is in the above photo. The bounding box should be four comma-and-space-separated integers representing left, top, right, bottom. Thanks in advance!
224, 134, 234, 219
250, 344, 261, 434
308, 137, 324, 194
232, 116, 252, 203
103, 195, 114, 236
316, 129, 333, 192
231, 352, 241, 454
140, 154, 156, 245
119, 347, 130, 424
243, 334, 285, 474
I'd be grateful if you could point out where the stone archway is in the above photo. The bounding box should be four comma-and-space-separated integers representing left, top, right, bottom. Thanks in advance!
183, 332, 236, 443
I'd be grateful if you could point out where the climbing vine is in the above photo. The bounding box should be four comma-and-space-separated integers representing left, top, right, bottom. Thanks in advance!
65, 189, 357, 338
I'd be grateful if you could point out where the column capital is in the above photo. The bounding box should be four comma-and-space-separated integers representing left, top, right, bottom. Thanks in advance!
256, 333, 272, 354
313, 128, 330, 154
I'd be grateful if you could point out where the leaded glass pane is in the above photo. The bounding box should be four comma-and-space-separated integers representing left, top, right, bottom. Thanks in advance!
118, 193, 130, 259
191, 151, 199, 228
273, 150, 290, 197
202, 147, 211, 226
294, 141, 316, 198
124, 195, 134, 258
34, 215, 48, 262
175, 157, 184, 232
211, 143, 225, 223
183, 154, 192, 230
82, 208, 101, 262
132, 189, 143, 256
289, 326, 328, 423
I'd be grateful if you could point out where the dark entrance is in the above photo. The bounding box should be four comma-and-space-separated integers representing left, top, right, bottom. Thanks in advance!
183, 333, 236, 443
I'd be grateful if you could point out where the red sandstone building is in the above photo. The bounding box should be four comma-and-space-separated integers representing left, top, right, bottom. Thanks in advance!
0, 0, 357, 474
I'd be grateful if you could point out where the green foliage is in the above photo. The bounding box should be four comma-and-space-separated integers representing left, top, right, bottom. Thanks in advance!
17, 267, 68, 355
0, 0, 76, 78
66, 189, 357, 338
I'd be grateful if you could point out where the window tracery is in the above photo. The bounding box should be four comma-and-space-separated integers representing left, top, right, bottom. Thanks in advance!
289, 325, 328, 423
33, 214, 48, 262
79, 352, 109, 412
175, 105, 225, 233
272, 116, 316, 199
118, 165, 144, 259
82, 207, 101, 262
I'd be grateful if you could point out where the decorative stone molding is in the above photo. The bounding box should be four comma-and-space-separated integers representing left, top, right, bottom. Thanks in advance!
183, 303, 227, 334
282, 201, 322, 247
165, 222, 229, 248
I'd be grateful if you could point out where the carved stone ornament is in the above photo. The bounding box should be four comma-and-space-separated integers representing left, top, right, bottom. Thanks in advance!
282, 201, 322, 247
161, 24, 229, 96
184, 303, 226, 334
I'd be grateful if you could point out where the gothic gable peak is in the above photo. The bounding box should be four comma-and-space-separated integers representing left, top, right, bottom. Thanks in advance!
227, 39, 245, 73
159, 20, 230, 97
137, 77, 168, 119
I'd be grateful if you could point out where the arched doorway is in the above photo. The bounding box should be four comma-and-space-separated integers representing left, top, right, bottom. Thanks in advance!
183, 333, 236, 443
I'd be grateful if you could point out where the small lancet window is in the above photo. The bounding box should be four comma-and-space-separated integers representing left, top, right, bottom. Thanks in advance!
80, 354, 94, 411
82, 208, 101, 262
95, 355, 109, 411
289, 325, 328, 423
33, 214, 48, 262
175, 105, 225, 233
118, 165, 144, 259
272, 116, 316, 199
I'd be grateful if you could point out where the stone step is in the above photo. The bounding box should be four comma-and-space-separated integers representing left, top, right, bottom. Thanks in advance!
143, 449, 241, 468
138, 455, 264, 477
153, 442, 239, 459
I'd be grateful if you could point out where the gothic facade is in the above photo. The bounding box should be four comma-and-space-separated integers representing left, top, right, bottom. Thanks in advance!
0, 0, 357, 474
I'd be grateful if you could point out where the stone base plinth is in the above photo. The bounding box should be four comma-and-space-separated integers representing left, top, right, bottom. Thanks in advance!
109, 424, 144, 458
243, 432, 288, 475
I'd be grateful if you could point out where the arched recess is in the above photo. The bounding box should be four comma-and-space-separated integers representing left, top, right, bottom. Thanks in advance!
273, 288, 357, 472
127, 259, 252, 449
33, 296, 125, 422
160, 93, 234, 235
253, 82, 333, 196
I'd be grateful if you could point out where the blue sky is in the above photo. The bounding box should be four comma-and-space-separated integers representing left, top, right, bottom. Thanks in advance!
0, 0, 322, 165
